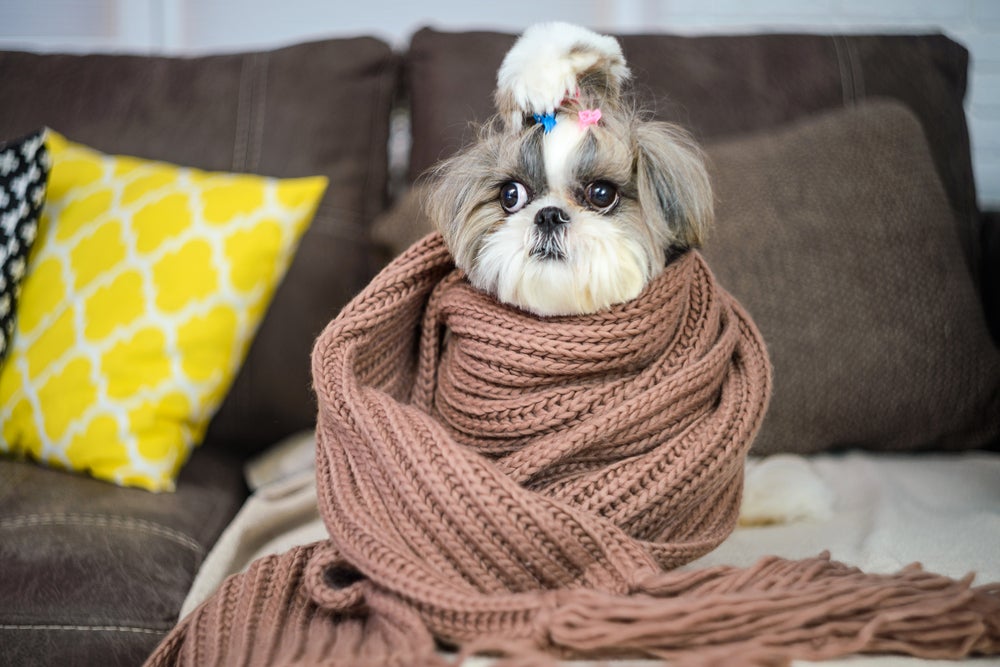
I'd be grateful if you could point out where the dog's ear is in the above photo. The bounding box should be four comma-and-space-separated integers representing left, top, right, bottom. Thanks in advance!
634, 122, 713, 249
495, 23, 630, 130
422, 146, 479, 238
420, 138, 500, 270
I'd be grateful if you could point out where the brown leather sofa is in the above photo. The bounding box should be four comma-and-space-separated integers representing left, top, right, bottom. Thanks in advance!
1, 28, 998, 666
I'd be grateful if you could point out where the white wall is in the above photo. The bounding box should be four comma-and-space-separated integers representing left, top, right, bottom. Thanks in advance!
1, 0, 997, 207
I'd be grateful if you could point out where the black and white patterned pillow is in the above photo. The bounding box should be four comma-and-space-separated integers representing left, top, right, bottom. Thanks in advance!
0, 129, 50, 364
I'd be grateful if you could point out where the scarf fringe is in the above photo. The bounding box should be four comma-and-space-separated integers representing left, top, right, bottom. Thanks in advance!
539, 553, 1000, 662
446, 553, 1000, 666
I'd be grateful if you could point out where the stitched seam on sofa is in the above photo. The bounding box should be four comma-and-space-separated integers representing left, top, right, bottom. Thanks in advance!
0, 624, 167, 635
361, 50, 398, 226
233, 54, 250, 170
233, 54, 255, 172
248, 52, 268, 173
845, 37, 866, 101
832, 35, 856, 107
0, 513, 203, 554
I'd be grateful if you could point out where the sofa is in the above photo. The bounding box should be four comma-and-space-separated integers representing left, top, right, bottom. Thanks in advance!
0, 27, 998, 667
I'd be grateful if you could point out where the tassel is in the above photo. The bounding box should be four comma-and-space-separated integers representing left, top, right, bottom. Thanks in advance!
534, 554, 1000, 665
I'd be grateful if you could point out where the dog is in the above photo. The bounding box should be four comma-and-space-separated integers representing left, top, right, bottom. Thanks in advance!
426, 22, 713, 317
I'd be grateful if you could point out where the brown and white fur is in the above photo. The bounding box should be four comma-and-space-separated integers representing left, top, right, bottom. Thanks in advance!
425, 22, 713, 317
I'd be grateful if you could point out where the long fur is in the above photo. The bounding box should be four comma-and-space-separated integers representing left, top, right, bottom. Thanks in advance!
424, 24, 713, 317
495, 22, 631, 129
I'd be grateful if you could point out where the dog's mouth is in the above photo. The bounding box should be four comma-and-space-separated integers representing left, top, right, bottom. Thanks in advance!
528, 228, 568, 261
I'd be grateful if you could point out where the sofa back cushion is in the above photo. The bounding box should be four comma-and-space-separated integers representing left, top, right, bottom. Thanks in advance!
0, 38, 399, 453
405, 29, 979, 274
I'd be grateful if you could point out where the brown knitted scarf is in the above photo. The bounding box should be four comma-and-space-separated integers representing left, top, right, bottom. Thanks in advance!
147, 233, 1000, 667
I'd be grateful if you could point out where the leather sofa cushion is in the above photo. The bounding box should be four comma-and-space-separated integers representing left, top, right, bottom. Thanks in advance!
0, 38, 399, 664
0, 37, 399, 454
0, 448, 247, 666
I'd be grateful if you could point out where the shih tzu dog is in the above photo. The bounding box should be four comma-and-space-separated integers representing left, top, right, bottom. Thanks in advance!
426, 22, 713, 317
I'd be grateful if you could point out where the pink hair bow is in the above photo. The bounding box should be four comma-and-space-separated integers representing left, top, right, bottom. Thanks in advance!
578, 108, 602, 128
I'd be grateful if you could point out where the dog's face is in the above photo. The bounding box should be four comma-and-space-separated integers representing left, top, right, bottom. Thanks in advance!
427, 104, 712, 317
425, 23, 713, 317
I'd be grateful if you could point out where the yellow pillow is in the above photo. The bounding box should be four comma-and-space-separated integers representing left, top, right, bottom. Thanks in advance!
0, 131, 327, 491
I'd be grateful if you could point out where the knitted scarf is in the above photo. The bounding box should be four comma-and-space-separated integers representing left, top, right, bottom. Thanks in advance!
146, 233, 1000, 667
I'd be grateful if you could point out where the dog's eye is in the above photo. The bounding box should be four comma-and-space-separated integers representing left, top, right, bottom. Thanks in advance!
584, 181, 619, 211
499, 181, 530, 213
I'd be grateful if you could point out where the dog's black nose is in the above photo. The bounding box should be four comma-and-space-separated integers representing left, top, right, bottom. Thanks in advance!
534, 206, 570, 232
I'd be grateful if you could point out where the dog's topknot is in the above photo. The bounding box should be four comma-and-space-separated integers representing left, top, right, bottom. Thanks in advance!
495, 22, 631, 130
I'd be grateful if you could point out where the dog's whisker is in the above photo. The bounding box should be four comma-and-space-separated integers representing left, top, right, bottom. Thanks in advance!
529, 229, 568, 261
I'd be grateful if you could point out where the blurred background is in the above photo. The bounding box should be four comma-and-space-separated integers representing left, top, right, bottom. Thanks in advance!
1, 0, 997, 206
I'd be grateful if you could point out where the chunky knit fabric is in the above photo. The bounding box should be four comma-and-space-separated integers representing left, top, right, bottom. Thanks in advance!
146, 233, 1000, 667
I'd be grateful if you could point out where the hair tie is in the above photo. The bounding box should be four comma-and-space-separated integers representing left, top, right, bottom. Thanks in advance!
532, 112, 557, 134
578, 108, 602, 128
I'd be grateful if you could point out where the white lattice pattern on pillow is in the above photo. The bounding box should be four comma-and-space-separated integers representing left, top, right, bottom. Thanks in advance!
0, 130, 327, 491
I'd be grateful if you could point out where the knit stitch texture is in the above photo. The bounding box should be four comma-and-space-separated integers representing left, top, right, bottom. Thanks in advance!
146, 233, 1000, 667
